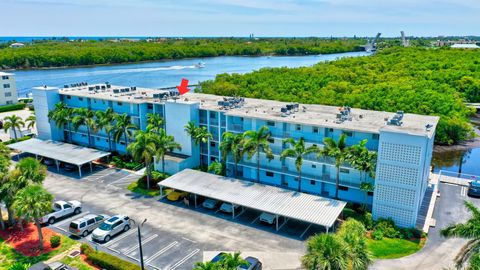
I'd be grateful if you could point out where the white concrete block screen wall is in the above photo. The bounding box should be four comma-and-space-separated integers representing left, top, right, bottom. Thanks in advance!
0, 72, 18, 106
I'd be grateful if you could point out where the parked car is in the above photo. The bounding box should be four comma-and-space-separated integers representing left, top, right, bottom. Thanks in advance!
202, 198, 220, 210
43, 158, 55, 166
259, 212, 276, 225
167, 191, 188, 201
468, 181, 480, 197
92, 215, 131, 242
29, 261, 76, 270
220, 202, 240, 214
69, 214, 109, 237
210, 252, 227, 263
41, 200, 82, 224
63, 163, 76, 171
239, 257, 262, 270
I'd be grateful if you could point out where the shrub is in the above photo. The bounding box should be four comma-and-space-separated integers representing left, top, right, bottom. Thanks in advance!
2, 136, 31, 145
362, 212, 374, 230
0, 103, 26, 113
80, 243, 93, 254
50, 235, 61, 248
374, 218, 399, 238
372, 229, 384, 240
8, 263, 30, 270
86, 249, 141, 270
110, 155, 142, 170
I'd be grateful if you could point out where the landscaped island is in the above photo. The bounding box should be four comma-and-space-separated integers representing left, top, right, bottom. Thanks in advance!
0, 38, 364, 70
198, 47, 479, 146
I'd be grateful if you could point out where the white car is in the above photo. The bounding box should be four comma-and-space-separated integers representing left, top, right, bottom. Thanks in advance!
202, 198, 220, 210
41, 200, 82, 224
259, 212, 276, 225
92, 215, 131, 242
220, 202, 240, 214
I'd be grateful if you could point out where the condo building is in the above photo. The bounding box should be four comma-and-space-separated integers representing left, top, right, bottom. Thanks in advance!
0, 72, 18, 106
32, 83, 438, 228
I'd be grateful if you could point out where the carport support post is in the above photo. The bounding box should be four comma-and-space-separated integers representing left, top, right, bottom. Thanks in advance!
78, 165, 82, 178
326, 226, 329, 234
194, 194, 197, 208
89, 162, 93, 173
232, 204, 235, 219
55, 160, 60, 172
276, 215, 279, 231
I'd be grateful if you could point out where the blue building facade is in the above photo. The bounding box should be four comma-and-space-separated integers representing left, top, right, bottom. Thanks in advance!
33, 83, 439, 228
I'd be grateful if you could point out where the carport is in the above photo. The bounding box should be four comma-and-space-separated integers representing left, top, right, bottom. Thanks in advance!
8, 138, 110, 177
159, 169, 346, 233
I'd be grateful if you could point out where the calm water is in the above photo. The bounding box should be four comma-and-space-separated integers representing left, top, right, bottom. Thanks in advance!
13, 51, 369, 97
433, 148, 480, 176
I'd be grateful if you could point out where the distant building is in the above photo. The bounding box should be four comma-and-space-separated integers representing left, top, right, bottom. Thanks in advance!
9, 42, 25, 48
451, 43, 480, 49
0, 72, 18, 106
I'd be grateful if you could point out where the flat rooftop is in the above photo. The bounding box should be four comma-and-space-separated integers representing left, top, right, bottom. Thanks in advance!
159, 169, 346, 228
8, 138, 110, 166
53, 83, 439, 136
0, 72, 13, 76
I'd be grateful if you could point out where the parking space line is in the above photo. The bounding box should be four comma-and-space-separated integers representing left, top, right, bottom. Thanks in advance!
54, 211, 90, 228
145, 241, 178, 264
103, 229, 137, 247
461, 186, 467, 197
108, 174, 136, 186
106, 246, 121, 254
169, 249, 200, 270
124, 234, 158, 254
181, 237, 197, 243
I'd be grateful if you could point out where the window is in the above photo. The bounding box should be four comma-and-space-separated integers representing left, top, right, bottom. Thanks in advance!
6, 101, 12, 104
95, 216, 103, 222
1, 76, 8, 80
340, 168, 350, 174
78, 97, 83, 101
3, 83, 10, 89
87, 219, 95, 225
266, 171, 274, 177
210, 142, 216, 147
296, 124, 301, 131
210, 111, 216, 118
267, 138, 274, 143
329, 128, 334, 132
312, 164, 317, 168
147, 104, 153, 109
281, 178, 288, 186
117, 102, 123, 106
313, 127, 319, 133
112, 221, 122, 229
372, 134, 379, 140
368, 191, 374, 196
120, 142, 126, 145
343, 131, 353, 137
310, 180, 316, 185
240, 117, 244, 121
4, 92, 11, 97
267, 121, 275, 127
210, 156, 216, 162
64, 204, 72, 209
339, 185, 349, 191
66, 95, 71, 99
80, 222, 86, 228
93, 99, 96, 103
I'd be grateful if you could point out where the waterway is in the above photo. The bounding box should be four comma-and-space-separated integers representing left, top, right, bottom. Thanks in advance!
9, 50, 479, 176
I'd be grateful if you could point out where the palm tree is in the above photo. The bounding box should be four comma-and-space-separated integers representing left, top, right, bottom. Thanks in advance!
302, 233, 348, 270
280, 137, 318, 192
12, 185, 53, 250
208, 161, 224, 176
185, 121, 212, 145
360, 182, 375, 210
337, 219, 372, 270
193, 261, 219, 270
156, 129, 181, 175
3, 115, 25, 140
321, 134, 349, 200
441, 201, 480, 269
346, 140, 377, 183
72, 108, 96, 147
15, 157, 47, 185
243, 126, 274, 183
25, 114, 36, 129
220, 252, 247, 269
48, 102, 74, 143
113, 113, 137, 147
146, 113, 164, 133
220, 132, 244, 177
95, 108, 116, 151
127, 130, 158, 189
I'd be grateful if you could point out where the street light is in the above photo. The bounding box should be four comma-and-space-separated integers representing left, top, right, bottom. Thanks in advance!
131, 218, 147, 270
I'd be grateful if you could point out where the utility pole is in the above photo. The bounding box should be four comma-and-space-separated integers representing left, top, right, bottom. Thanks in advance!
132, 218, 147, 270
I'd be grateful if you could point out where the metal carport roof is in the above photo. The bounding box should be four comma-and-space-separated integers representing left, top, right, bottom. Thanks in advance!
8, 138, 110, 166
159, 169, 346, 228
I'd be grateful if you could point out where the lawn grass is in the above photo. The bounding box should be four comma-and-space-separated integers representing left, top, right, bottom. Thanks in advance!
0, 235, 76, 269
367, 237, 424, 259
127, 181, 160, 197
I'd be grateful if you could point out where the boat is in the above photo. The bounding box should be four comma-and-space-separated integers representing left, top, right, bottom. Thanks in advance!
195, 62, 205, 68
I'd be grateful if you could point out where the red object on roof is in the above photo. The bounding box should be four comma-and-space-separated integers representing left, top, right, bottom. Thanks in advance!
176, 78, 190, 95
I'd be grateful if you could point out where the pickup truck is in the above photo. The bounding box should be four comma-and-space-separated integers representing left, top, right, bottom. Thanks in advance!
41, 200, 82, 224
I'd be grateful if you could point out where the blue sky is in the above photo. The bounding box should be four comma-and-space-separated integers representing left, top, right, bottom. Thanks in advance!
2, 0, 479, 37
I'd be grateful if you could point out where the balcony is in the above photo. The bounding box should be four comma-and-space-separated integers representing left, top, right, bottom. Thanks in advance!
230, 124, 244, 133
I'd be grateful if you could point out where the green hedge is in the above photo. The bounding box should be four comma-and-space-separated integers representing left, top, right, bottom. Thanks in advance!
0, 103, 26, 113
80, 244, 140, 270
3, 136, 31, 145
50, 235, 61, 248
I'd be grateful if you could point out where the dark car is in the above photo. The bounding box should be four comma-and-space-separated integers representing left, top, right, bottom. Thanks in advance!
210, 252, 227, 263
468, 181, 480, 197
239, 256, 262, 270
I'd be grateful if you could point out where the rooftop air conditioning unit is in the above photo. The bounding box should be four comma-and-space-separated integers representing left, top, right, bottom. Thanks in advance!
281, 107, 288, 117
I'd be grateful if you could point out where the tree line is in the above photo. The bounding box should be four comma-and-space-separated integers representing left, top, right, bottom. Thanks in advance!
198, 47, 479, 145
0, 38, 364, 69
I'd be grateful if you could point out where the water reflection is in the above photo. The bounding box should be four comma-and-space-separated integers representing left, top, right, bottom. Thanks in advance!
433, 148, 480, 175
